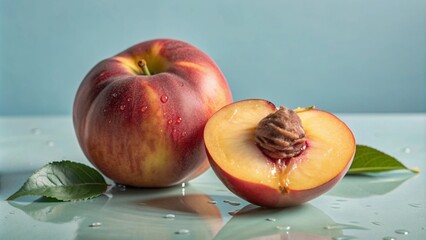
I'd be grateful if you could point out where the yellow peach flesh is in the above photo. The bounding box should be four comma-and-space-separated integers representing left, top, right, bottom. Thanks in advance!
204, 100, 355, 192
286, 110, 355, 190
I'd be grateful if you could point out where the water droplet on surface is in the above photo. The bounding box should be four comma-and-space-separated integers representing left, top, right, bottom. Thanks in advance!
175, 229, 190, 235
276, 225, 291, 231
382, 237, 396, 240
181, 131, 187, 137
30, 128, 42, 135
228, 209, 240, 216
323, 224, 366, 230
395, 229, 409, 235
46, 141, 55, 147
89, 222, 102, 228
168, 119, 173, 125
208, 200, 217, 204
402, 147, 411, 153
265, 218, 276, 222
116, 184, 126, 191
164, 214, 175, 219
120, 105, 126, 111
112, 93, 118, 98
333, 237, 357, 240
127, 97, 131, 102
324, 225, 341, 230
176, 117, 182, 124
224, 200, 241, 206
408, 203, 422, 208
160, 95, 168, 103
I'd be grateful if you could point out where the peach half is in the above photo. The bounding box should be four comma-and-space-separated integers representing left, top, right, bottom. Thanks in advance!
204, 99, 356, 208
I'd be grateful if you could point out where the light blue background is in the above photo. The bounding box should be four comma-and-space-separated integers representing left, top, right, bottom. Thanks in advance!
1, 0, 425, 115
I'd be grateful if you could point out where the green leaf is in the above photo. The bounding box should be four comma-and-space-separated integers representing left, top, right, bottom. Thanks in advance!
7, 160, 107, 201
347, 145, 420, 174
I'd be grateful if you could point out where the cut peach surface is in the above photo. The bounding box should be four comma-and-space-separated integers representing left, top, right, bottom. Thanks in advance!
204, 99, 356, 207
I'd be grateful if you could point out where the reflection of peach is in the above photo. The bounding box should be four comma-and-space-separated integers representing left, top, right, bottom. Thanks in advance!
143, 194, 221, 217
142, 194, 224, 235
204, 99, 355, 207
214, 204, 343, 240
10, 186, 224, 239
91, 186, 224, 239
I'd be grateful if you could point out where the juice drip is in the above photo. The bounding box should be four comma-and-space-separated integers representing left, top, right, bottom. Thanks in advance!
275, 159, 288, 193
276, 158, 299, 193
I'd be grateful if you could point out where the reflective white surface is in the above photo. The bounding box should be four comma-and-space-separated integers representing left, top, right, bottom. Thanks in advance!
1, 114, 425, 239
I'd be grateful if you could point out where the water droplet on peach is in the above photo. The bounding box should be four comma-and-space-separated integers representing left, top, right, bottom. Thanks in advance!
120, 105, 126, 111
140, 106, 148, 112
168, 119, 173, 125
160, 95, 168, 103
112, 93, 118, 98
127, 97, 131, 102
176, 117, 182, 124
181, 131, 187, 137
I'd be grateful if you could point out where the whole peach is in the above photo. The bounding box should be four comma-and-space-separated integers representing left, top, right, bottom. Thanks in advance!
73, 39, 232, 187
